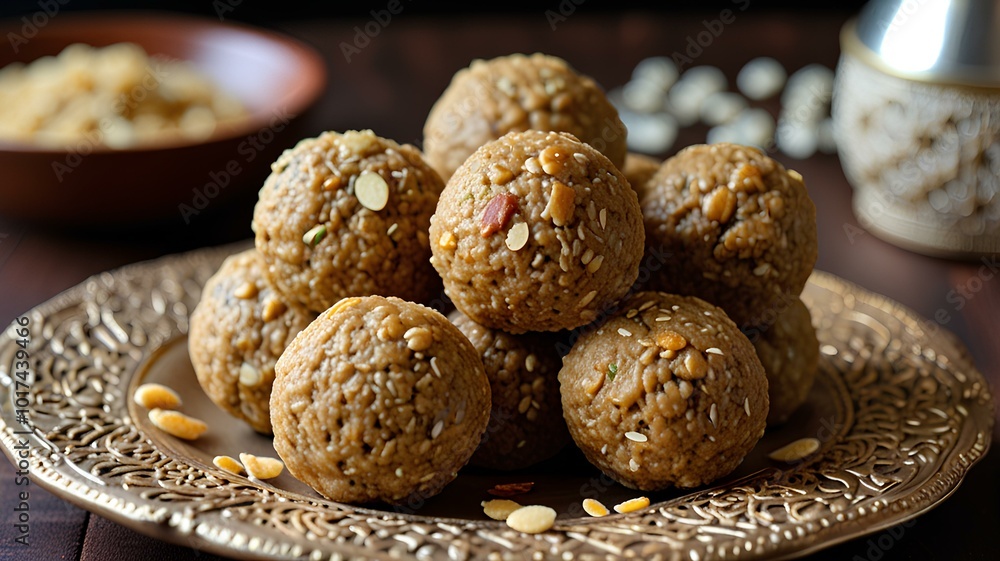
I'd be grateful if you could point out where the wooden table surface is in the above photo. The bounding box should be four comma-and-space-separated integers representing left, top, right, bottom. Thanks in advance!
1, 9, 996, 561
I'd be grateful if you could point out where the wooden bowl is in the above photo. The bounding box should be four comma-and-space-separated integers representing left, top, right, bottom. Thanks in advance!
0, 12, 326, 227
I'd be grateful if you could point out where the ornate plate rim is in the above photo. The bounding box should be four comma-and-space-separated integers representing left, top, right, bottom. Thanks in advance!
0, 242, 994, 561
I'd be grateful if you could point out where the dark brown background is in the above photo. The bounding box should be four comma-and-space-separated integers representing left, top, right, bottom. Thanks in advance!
1, 4, 997, 561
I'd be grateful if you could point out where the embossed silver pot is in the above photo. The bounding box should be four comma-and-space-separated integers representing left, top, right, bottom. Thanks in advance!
833, 0, 1000, 257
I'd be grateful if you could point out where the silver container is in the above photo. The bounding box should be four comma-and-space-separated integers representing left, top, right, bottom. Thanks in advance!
833, 0, 1000, 258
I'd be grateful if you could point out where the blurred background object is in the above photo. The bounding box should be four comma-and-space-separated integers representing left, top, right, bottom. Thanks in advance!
833, 0, 1000, 258
0, 12, 325, 228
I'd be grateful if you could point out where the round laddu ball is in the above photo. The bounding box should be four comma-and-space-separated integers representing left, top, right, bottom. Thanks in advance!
429, 130, 644, 333
741, 296, 819, 426
423, 53, 627, 181
449, 309, 569, 470
270, 296, 491, 505
252, 129, 444, 313
623, 152, 661, 202
559, 291, 768, 490
641, 143, 817, 325
188, 249, 316, 434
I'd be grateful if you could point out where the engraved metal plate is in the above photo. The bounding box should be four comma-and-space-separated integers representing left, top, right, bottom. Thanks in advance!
0, 243, 992, 560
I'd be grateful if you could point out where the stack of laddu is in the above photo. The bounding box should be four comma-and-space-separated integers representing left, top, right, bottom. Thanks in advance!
187, 53, 819, 510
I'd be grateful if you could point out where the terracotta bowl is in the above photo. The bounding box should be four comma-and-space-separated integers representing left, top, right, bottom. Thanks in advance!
0, 12, 326, 227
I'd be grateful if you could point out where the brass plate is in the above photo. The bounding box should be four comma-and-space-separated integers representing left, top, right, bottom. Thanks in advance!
0, 242, 993, 560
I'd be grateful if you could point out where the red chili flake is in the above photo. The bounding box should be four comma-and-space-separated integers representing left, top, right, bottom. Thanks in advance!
480, 193, 519, 237
487, 481, 535, 497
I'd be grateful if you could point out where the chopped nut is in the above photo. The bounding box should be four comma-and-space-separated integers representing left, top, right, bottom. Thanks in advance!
482, 499, 522, 521
302, 224, 327, 247
523, 157, 542, 174
487, 482, 534, 497
613, 496, 650, 514
431, 420, 444, 439
133, 383, 182, 410
624, 431, 647, 443
582, 498, 609, 517
543, 181, 576, 227
480, 193, 519, 237
233, 282, 258, 300
607, 363, 618, 380
404, 326, 433, 351
505, 221, 530, 251
703, 187, 737, 223
787, 169, 803, 182
539, 145, 569, 175
768, 438, 820, 463
488, 164, 515, 185
682, 351, 708, 380
438, 230, 457, 249
239, 453, 284, 479
261, 298, 287, 322
355, 170, 389, 211
213, 455, 244, 475
656, 330, 687, 351
730, 162, 765, 192
505, 505, 556, 534
239, 362, 263, 387
617, 327, 632, 337
599, 208, 607, 230
148, 409, 207, 440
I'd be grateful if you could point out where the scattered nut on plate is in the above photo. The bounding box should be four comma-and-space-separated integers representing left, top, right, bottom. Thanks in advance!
133, 383, 182, 410
582, 498, 610, 517
482, 499, 522, 521
213, 455, 244, 475
239, 453, 284, 479
613, 496, 650, 514
768, 437, 821, 463
505, 505, 557, 534
148, 408, 207, 440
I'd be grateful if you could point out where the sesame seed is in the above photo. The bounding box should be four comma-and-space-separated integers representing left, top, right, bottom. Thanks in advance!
638, 301, 655, 312
430, 356, 441, 377
618, 328, 632, 337
624, 431, 647, 442
600, 444, 608, 454
629, 458, 640, 471
386, 223, 398, 236
525, 354, 537, 372
573, 152, 587, 163
626, 309, 638, 319
395, 467, 404, 477
671, 305, 680, 311
431, 420, 444, 439
599, 208, 607, 229
517, 440, 527, 448
655, 316, 671, 322
744, 397, 751, 416
709, 403, 718, 427
578, 290, 598, 307
706, 347, 724, 355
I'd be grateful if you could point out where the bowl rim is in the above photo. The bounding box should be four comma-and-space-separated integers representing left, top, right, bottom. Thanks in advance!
0, 10, 327, 155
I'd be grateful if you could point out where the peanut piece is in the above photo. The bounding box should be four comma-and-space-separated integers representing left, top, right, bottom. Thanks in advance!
703, 187, 736, 223
613, 496, 650, 513
543, 181, 576, 227
482, 499, 522, 521
355, 170, 389, 211
148, 409, 207, 440
239, 453, 284, 479
768, 438, 820, 463
404, 326, 433, 351
656, 330, 687, 351
133, 383, 181, 410
213, 455, 244, 475
582, 498, 609, 517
